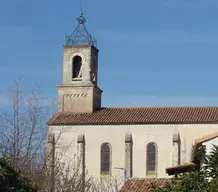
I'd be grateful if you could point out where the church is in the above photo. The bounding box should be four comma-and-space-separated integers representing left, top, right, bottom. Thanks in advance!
47, 12, 218, 181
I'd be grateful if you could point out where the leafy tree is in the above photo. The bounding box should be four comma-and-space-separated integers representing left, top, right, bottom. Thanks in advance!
0, 156, 38, 192
151, 145, 218, 192
204, 145, 218, 191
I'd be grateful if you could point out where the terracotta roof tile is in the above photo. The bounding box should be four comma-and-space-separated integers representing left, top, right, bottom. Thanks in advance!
119, 178, 169, 192
166, 163, 195, 175
195, 132, 218, 144
47, 107, 218, 125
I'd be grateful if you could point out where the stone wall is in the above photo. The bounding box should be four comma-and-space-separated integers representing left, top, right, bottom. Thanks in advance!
49, 123, 218, 180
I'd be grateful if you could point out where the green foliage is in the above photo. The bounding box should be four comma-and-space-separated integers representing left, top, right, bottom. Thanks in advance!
0, 156, 38, 192
151, 171, 210, 192
151, 145, 218, 192
204, 145, 218, 179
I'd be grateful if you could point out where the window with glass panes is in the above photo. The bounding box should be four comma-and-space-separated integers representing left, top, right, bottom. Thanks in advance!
101, 143, 111, 173
147, 142, 157, 173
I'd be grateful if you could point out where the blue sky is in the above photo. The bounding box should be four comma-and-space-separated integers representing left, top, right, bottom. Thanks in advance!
1, 0, 218, 108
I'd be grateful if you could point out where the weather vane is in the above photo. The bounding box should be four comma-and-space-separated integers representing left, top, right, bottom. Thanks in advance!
65, 0, 97, 47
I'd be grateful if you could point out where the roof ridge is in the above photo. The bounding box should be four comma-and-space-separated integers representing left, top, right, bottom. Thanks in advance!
126, 178, 170, 180
104, 106, 218, 109
195, 132, 218, 144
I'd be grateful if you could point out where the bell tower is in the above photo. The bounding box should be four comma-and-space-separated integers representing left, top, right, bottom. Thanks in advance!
58, 13, 102, 113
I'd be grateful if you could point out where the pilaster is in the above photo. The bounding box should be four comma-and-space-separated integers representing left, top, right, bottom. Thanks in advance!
125, 132, 133, 179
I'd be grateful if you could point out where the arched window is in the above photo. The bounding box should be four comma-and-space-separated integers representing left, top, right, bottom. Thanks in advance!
100, 143, 111, 174
72, 56, 82, 78
146, 142, 157, 174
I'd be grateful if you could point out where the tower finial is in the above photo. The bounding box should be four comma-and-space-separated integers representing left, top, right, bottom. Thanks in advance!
77, 12, 86, 24
80, 0, 83, 14
65, 12, 97, 47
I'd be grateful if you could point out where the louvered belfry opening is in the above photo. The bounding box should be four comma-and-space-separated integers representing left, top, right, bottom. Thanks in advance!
72, 56, 82, 78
